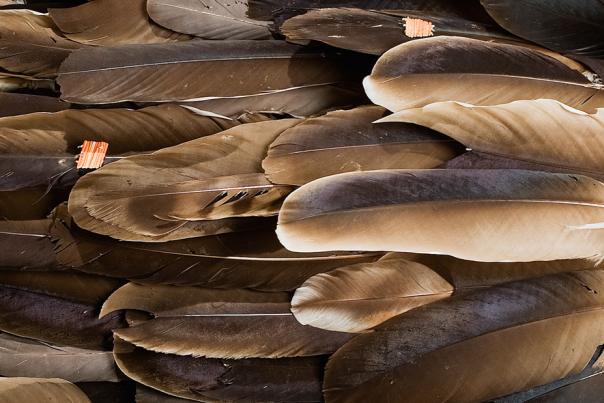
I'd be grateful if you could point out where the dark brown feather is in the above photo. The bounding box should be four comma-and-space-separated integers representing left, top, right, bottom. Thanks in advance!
115, 337, 325, 402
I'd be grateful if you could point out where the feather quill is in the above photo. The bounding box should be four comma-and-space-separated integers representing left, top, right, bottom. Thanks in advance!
364, 36, 604, 112
147, 0, 272, 40
292, 253, 602, 332
0, 378, 90, 403
49, 0, 189, 46
263, 105, 462, 185
57, 40, 371, 104
379, 99, 604, 179
177, 83, 366, 118
0, 332, 118, 382
69, 119, 299, 241
277, 169, 604, 262
114, 337, 325, 402
102, 283, 351, 358
324, 270, 604, 402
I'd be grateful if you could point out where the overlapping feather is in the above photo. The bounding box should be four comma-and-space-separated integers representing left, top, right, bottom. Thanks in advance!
277, 169, 604, 261
102, 283, 351, 358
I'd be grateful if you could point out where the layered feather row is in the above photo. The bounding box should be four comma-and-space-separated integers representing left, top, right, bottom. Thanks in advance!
1, 0, 604, 402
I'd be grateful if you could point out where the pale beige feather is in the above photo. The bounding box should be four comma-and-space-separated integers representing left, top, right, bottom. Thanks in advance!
378, 99, 604, 177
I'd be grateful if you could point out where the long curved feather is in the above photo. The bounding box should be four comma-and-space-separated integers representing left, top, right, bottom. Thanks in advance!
263, 105, 462, 185
292, 253, 602, 332
103, 283, 351, 358
57, 40, 371, 104
363, 36, 604, 112
277, 169, 604, 261
114, 337, 325, 402
0, 104, 246, 155
324, 270, 604, 402
69, 119, 299, 241
281, 7, 511, 55
379, 100, 604, 179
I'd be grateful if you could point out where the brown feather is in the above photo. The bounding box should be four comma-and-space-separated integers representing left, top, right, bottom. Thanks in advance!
379, 99, 604, 179
177, 83, 367, 119
57, 40, 371, 104
0, 270, 123, 349
147, 0, 272, 39
0, 332, 119, 382
49, 0, 190, 46
281, 7, 512, 55
277, 169, 604, 262
263, 105, 462, 185
0, 104, 245, 155
103, 283, 351, 358
325, 270, 604, 402
0, 9, 79, 48
364, 36, 604, 112
69, 119, 300, 241
292, 253, 602, 332
0, 40, 71, 78
0, 93, 68, 117
114, 337, 325, 402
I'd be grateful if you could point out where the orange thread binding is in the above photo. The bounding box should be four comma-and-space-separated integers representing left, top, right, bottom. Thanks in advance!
403, 18, 434, 38
77, 140, 109, 169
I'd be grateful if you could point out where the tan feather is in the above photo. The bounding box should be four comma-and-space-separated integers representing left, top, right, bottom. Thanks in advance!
363, 36, 604, 113
0, 104, 242, 155
292, 253, 602, 332
277, 169, 604, 261
147, 0, 271, 39
324, 270, 604, 402
379, 99, 604, 179
0, 377, 90, 403
104, 283, 351, 359
69, 119, 300, 241
291, 258, 453, 333
49, 0, 190, 46
263, 105, 462, 185
0, 332, 118, 382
